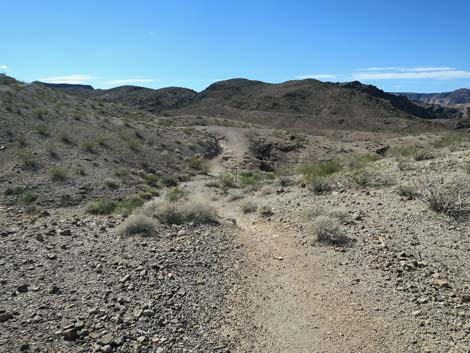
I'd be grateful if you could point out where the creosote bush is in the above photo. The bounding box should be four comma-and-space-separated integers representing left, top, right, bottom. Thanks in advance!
104, 178, 120, 190
48, 167, 67, 181
165, 186, 187, 202
240, 201, 257, 214
117, 215, 158, 237
86, 199, 117, 215
312, 216, 348, 245
141, 197, 218, 225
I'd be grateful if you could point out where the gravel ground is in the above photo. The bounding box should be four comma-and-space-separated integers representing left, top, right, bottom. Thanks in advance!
0, 206, 242, 353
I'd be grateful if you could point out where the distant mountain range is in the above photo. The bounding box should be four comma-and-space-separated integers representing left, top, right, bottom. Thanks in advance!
37, 78, 465, 133
396, 89, 470, 106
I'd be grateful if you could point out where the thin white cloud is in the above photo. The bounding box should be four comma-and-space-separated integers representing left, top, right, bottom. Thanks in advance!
296, 74, 336, 80
359, 66, 455, 72
104, 78, 156, 85
353, 69, 470, 80
0, 64, 7, 70
39, 75, 97, 84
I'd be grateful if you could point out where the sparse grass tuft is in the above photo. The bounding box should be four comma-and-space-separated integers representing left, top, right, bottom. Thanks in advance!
114, 167, 129, 178
86, 199, 117, 215
165, 186, 187, 202
48, 167, 67, 181
396, 183, 418, 200
21, 191, 38, 204
34, 124, 49, 137
17, 150, 38, 169
117, 215, 159, 237
59, 132, 73, 145
81, 140, 97, 153
104, 178, 120, 190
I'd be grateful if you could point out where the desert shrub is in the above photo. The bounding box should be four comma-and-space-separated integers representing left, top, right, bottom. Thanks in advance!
17, 150, 38, 169
72, 112, 82, 121
117, 215, 158, 237
142, 173, 160, 188
127, 138, 141, 152
394, 146, 419, 158
418, 175, 470, 217
218, 172, 236, 191
344, 153, 381, 169
134, 130, 144, 139
48, 167, 67, 181
16, 134, 27, 147
95, 135, 107, 147
300, 160, 341, 192
25, 204, 42, 215
21, 191, 38, 204
205, 180, 220, 188
165, 186, 187, 202
396, 183, 418, 200
414, 151, 434, 161
104, 178, 120, 190
116, 195, 146, 215
4, 186, 25, 196
114, 167, 129, 178
81, 140, 97, 153
142, 198, 218, 225
463, 162, 470, 174
228, 190, 245, 201
185, 154, 208, 172
259, 205, 273, 217
59, 132, 73, 145
240, 201, 257, 214
312, 215, 348, 245
347, 168, 392, 188
86, 199, 117, 215
161, 175, 178, 187
277, 176, 294, 187
34, 124, 49, 137
35, 109, 46, 120
77, 164, 87, 176
432, 133, 468, 149
47, 145, 59, 159
305, 205, 349, 223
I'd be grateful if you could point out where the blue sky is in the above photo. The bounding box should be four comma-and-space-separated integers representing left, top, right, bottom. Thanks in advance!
1, 0, 469, 92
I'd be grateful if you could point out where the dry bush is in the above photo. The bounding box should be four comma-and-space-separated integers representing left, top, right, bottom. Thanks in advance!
259, 204, 273, 217
396, 183, 418, 200
240, 201, 257, 214
141, 197, 218, 225
304, 205, 349, 223
418, 175, 470, 218
312, 216, 349, 245
117, 215, 159, 237
104, 178, 120, 190
228, 190, 245, 201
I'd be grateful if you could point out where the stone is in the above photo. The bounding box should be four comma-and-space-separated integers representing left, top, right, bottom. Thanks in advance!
59, 229, 72, 236
62, 328, 78, 341
432, 279, 450, 289
461, 293, 470, 303
101, 345, 112, 353
100, 333, 114, 346
0, 312, 13, 322
17, 284, 29, 293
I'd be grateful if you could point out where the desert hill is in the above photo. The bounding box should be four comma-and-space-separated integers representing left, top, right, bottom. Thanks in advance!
40, 78, 464, 133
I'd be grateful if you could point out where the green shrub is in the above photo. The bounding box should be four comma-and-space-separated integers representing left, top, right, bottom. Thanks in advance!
104, 178, 120, 189
113, 167, 129, 178
116, 195, 146, 215
127, 138, 141, 152
165, 186, 187, 202
300, 160, 341, 191
17, 150, 38, 169
4, 186, 25, 196
86, 199, 117, 215
185, 154, 208, 172
34, 124, 49, 137
116, 215, 158, 237
161, 175, 178, 187
21, 191, 38, 204
48, 167, 67, 181
218, 172, 236, 191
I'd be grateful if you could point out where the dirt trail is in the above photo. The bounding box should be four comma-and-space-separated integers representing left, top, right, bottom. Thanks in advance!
191, 127, 421, 352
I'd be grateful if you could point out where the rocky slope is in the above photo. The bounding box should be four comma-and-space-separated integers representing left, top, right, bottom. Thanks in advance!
40, 78, 462, 133
0, 75, 220, 209
398, 89, 470, 106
